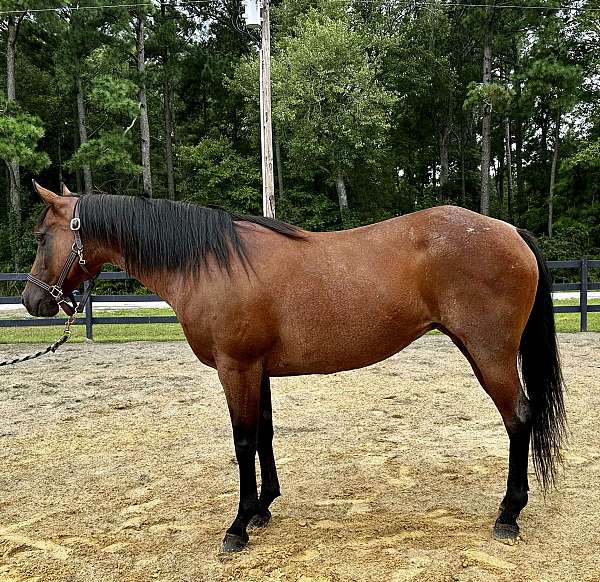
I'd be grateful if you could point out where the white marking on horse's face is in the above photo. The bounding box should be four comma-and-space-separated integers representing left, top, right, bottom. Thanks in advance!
467, 228, 475, 233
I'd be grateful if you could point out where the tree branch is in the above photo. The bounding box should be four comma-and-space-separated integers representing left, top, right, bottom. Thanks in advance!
124, 116, 138, 135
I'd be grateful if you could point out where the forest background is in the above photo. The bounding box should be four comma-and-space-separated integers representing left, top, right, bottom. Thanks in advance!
1, 0, 599, 274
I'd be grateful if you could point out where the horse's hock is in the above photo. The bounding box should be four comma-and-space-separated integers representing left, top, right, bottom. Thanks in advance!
0, 333, 598, 581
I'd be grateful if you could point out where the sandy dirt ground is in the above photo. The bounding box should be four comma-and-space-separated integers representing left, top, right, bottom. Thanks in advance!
0, 334, 598, 582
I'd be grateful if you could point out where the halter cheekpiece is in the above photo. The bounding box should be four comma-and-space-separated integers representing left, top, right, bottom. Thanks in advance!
27, 198, 96, 316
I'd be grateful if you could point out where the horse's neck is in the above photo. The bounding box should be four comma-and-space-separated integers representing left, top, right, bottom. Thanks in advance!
97, 245, 183, 309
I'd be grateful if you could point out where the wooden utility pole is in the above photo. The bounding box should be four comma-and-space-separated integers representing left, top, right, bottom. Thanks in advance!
259, 0, 275, 218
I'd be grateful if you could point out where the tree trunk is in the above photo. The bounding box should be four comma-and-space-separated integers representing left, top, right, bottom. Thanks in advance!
335, 169, 349, 215
274, 133, 284, 199
540, 110, 549, 191
460, 121, 467, 207
515, 117, 524, 214
163, 77, 175, 200
76, 74, 93, 196
505, 118, 514, 223
58, 131, 63, 186
137, 10, 153, 197
548, 109, 561, 238
439, 126, 449, 201
513, 42, 524, 222
480, 31, 492, 216
161, 1, 175, 200
7, 14, 21, 225
497, 155, 504, 210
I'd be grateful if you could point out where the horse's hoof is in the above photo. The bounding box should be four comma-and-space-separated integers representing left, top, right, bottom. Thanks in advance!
248, 510, 271, 529
222, 532, 249, 553
493, 521, 519, 541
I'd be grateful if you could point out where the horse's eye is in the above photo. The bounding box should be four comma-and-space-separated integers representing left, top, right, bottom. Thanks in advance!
34, 232, 45, 243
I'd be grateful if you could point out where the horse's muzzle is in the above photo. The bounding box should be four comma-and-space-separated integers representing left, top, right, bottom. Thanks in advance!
21, 284, 60, 317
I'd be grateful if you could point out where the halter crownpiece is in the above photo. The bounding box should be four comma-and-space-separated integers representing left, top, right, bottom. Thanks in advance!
27, 197, 96, 316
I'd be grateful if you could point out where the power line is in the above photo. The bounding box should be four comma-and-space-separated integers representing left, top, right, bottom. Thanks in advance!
417, 2, 600, 10
357, 1, 600, 11
0, 1, 218, 16
0, 0, 598, 16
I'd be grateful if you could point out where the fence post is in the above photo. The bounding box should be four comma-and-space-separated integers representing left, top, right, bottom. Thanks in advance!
84, 280, 93, 341
580, 256, 588, 332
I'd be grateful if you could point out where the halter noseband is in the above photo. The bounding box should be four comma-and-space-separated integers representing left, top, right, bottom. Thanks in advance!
27, 199, 96, 317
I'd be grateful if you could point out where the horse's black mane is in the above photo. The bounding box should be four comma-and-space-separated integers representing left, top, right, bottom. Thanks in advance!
78, 194, 304, 275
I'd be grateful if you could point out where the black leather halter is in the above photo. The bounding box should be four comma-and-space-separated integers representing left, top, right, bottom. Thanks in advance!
27, 199, 96, 316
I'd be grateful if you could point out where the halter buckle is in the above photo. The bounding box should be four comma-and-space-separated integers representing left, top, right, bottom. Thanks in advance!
70, 217, 81, 231
49, 285, 63, 300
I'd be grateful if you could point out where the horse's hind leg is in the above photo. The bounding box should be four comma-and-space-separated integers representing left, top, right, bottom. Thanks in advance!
492, 378, 532, 541
450, 335, 532, 540
249, 374, 281, 528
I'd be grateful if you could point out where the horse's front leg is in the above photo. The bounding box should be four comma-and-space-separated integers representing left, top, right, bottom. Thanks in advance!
218, 359, 262, 552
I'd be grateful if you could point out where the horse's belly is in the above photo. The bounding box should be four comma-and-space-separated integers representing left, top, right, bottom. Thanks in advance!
266, 316, 431, 376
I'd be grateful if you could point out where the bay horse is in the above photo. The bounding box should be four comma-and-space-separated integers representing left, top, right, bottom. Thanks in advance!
22, 182, 565, 552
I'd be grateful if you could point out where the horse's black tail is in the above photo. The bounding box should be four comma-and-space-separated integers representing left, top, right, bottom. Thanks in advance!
518, 229, 567, 492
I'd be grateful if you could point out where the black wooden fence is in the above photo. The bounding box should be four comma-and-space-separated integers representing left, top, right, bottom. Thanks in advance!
0, 271, 177, 341
1, 258, 599, 340
550, 258, 600, 332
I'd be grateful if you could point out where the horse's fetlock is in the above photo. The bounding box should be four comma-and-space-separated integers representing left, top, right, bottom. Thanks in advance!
239, 499, 260, 518
259, 487, 281, 507
504, 488, 528, 512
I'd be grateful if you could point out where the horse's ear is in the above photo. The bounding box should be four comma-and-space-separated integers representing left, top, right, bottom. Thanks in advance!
61, 182, 73, 197
33, 180, 62, 205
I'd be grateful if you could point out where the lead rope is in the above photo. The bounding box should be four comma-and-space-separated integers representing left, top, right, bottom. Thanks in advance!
0, 314, 76, 367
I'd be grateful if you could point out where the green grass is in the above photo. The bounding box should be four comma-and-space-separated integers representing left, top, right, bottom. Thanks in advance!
0, 300, 597, 344
0, 307, 185, 344
554, 298, 600, 332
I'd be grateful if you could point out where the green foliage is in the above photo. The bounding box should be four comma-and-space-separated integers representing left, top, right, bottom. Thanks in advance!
522, 57, 582, 112
68, 132, 141, 175
277, 188, 338, 230
271, 13, 396, 176
176, 137, 261, 214
539, 223, 596, 262
464, 81, 514, 114
563, 140, 600, 170
0, 104, 50, 172
89, 75, 139, 118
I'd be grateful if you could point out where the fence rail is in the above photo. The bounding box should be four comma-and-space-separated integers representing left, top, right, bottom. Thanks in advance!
1, 258, 599, 339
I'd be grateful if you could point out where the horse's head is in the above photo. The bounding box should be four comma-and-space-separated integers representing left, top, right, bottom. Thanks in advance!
22, 182, 96, 317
